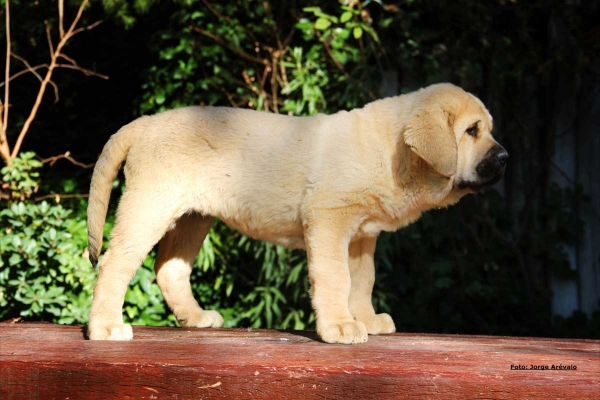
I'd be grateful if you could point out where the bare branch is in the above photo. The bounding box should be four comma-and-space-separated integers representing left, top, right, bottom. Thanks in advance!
10, 53, 43, 82
4, 55, 108, 85
318, 32, 376, 100
58, 0, 65, 39
58, 53, 77, 66
282, 27, 296, 50
10, 0, 95, 159
190, 25, 268, 65
217, 87, 240, 107
279, 58, 289, 87
71, 19, 104, 37
55, 64, 108, 79
10, 71, 55, 159
0, 64, 48, 88
45, 20, 55, 58
242, 70, 262, 96
64, 0, 90, 40
56, 53, 109, 79
259, 64, 271, 111
41, 151, 94, 168
270, 55, 279, 113
1, 0, 11, 164
260, 64, 270, 91
34, 193, 89, 202
2, 2, 10, 125
49, 79, 60, 103
9, 53, 60, 102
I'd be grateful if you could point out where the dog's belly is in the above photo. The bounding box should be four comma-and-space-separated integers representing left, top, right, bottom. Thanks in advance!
198, 185, 304, 249
219, 214, 306, 249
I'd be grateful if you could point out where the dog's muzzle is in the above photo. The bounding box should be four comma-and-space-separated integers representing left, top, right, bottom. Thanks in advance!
457, 145, 508, 190
476, 145, 508, 182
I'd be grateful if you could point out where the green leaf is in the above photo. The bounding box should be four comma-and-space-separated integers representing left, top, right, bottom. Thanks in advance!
9, 253, 22, 266
335, 27, 350, 40
315, 18, 331, 30
362, 25, 380, 42
140, 276, 152, 294
302, 6, 321, 13
353, 26, 363, 39
314, 12, 338, 23
340, 11, 352, 23
155, 93, 166, 105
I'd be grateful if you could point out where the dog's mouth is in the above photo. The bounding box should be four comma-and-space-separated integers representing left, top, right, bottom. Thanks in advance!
456, 172, 504, 191
456, 146, 508, 191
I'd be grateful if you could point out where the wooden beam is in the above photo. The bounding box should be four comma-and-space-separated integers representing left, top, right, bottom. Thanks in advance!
1, 322, 599, 399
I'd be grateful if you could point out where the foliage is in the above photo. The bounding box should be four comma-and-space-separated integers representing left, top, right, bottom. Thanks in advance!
280, 46, 329, 116
0, 152, 92, 324
136, 0, 383, 116
1, 152, 42, 200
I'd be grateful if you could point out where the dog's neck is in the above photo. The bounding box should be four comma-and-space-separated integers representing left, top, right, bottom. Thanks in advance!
344, 96, 469, 220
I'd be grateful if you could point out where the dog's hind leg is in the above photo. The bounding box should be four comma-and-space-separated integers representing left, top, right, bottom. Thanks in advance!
88, 190, 182, 340
154, 212, 224, 328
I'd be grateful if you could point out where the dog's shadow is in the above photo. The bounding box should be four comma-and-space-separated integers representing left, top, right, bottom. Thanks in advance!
275, 329, 320, 342
81, 325, 321, 342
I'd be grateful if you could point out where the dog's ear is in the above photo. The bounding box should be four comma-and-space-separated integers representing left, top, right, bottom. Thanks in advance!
404, 107, 457, 177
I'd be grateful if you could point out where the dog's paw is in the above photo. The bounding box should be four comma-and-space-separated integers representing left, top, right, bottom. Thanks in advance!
88, 322, 133, 340
356, 312, 396, 335
179, 310, 224, 328
318, 320, 368, 344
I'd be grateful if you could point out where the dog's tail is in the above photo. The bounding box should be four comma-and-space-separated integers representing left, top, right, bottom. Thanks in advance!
87, 122, 138, 268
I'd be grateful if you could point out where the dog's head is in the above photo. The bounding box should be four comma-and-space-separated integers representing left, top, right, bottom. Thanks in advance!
403, 83, 508, 193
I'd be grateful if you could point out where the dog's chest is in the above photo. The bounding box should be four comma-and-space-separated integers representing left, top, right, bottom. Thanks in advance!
357, 210, 422, 237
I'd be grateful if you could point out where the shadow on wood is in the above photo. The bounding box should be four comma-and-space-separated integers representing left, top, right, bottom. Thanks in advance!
1, 322, 599, 399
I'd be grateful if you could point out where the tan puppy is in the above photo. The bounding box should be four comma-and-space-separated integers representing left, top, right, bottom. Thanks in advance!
87, 83, 507, 343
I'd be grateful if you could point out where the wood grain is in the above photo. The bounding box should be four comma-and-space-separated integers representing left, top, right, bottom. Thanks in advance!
1, 322, 598, 399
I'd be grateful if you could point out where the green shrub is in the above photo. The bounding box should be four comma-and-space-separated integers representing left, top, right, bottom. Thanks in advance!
1, 153, 93, 323
0, 200, 92, 323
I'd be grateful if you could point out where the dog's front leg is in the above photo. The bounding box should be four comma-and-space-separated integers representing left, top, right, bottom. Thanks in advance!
304, 211, 368, 344
348, 237, 396, 335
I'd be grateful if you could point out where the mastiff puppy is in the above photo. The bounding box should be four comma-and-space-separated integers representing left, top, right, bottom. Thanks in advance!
87, 83, 508, 343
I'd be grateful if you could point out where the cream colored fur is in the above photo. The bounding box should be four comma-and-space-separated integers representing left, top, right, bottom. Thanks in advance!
87, 83, 503, 343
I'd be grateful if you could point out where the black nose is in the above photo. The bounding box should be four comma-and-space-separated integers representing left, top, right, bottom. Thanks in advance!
476, 146, 509, 181
496, 151, 509, 167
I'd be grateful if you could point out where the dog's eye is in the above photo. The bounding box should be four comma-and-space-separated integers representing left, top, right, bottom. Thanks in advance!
466, 126, 478, 137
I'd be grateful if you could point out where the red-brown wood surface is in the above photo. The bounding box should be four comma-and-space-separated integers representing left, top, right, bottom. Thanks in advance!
0, 322, 598, 399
